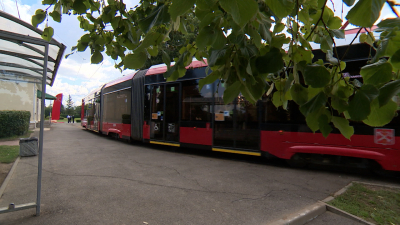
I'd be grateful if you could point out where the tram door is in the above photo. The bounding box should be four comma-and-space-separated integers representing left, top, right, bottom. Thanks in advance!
93, 95, 101, 131
213, 84, 259, 150
150, 83, 180, 142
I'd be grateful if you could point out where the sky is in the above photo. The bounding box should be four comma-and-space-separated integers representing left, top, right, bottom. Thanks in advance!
0, 0, 397, 106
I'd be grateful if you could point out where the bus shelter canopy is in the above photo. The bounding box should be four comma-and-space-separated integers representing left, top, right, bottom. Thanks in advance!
0, 11, 65, 86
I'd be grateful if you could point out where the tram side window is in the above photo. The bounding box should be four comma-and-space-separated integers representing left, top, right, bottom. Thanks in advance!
103, 89, 132, 124
261, 93, 305, 123
87, 100, 95, 124
181, 80, 212, 122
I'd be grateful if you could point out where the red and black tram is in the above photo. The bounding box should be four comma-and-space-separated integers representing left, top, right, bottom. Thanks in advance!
82, 44, 400, 172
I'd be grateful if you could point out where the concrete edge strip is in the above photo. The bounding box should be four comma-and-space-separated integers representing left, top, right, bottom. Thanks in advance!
268, 202, 326, 225
352, 181, 400, 190
321, 203, 375, 225
0, 156, 20, 198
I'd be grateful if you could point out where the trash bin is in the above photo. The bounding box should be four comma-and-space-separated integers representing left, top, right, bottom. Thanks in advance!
19, 137, 38, 157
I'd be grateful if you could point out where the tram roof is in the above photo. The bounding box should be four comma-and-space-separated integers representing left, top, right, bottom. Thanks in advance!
103, 72, 137, 88
145, 60, 208, 76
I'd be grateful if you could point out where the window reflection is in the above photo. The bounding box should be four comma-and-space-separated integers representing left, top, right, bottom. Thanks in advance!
103, 89, 131, 124
182, 80, 212, 122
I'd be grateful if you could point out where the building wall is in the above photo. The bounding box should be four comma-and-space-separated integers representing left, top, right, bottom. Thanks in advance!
0, 80, 42, 125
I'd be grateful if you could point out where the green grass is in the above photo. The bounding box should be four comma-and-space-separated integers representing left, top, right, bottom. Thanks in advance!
0, 146, 19, 163
329, 182, 400, 225
0, 131, 33, 142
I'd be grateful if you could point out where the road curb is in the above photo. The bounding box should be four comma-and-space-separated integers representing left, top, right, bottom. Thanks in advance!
268, 202, 326, 225
0, 157, 20, 198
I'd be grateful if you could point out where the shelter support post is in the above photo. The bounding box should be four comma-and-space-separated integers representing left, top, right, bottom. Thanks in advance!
36, 42, 48, 216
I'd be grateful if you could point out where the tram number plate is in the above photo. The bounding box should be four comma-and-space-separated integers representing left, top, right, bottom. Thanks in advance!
168, 123, 175, 133
374, 128, 395, 145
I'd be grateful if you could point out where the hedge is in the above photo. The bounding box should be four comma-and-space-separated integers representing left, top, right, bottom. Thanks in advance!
0, 111, 30, 138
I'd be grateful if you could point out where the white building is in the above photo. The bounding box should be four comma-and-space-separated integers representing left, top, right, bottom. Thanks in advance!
0, 11, 65, 128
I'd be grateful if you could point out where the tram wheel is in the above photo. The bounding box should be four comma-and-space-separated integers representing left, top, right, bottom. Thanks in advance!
286, 154, 307, 168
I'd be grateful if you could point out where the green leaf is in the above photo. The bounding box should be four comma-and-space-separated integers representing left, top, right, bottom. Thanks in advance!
326, 50, 339, 65
240, 82, 258, 104
240, 44, 258, 59
95, 36, 106, 46
91, 51, 103, 64
377, 80, 400, 107
73, 0, 87, 14
32, 9, 46, 27
124, 51, 147, 69
265, 0, 295, 19
331, 97, 348, 113
273, 23, 285, 34
259, 22, 272, 43
196, 26, 214, 49
336, 86, 353, 98
270, 34, 290, 48
147, 46, 158, 57
219, 0, 258, 28
300, 91, 327, 117
343, 0, 356, 6
41, 27, 54, 42
345, 0, 386, 28
138, 4, 170, 33
329, 29, 345, 39
390, 49, 400, 70
290, 83, 308, 105
212, 29, 227, 49
77, 42, 88, 51
248, 77, 267, 101
135, 31, 164, 52
49, 10, 61, 22
359, 33, 374, 46
292, 46, 313, 64
272, 91, 284, 108
223, 81, 242, 103
360, 59, 393, 85
304, 64, 331, 88
318, 114, 332, 138
255, 47, 284, 74
363, 99, 398, 126
42, 0, 56, 5
348, 84, 379, 121
199, 71, 220, 91
169, 0, 196, 21
161, 50, 171, 69
331, 116, 354, 140
327, 17, 342, 29
209, 48, 227, 67
377, 18, 400, 28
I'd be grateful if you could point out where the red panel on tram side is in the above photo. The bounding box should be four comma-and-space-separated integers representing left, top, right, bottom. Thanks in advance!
260, 130, 400, 171
143, 122, 150, 140
180, 127, 212, 146
102, 123, 131, 138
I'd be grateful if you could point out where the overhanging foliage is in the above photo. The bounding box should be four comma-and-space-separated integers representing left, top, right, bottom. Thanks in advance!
34, 0, 400, 138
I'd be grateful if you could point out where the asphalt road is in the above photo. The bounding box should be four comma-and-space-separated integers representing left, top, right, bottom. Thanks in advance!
0, 123, 399, 224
